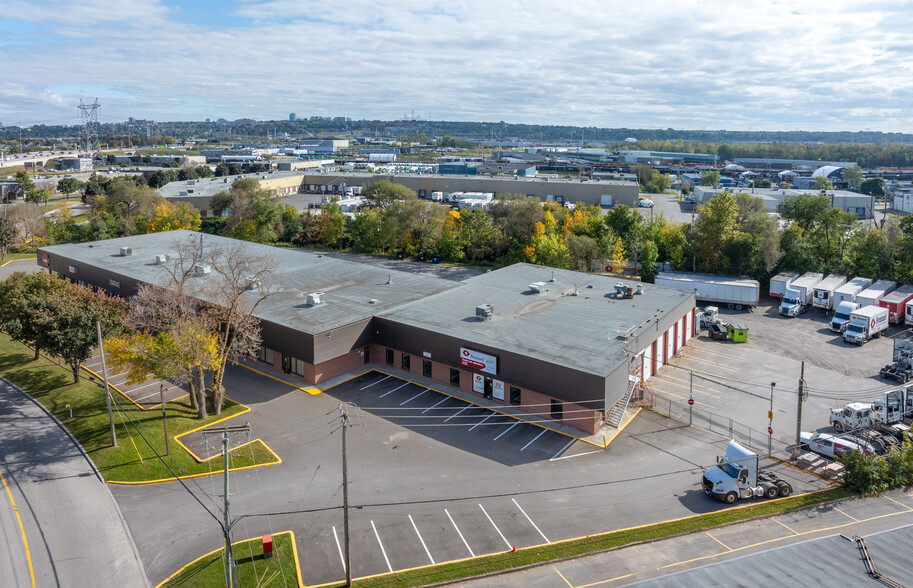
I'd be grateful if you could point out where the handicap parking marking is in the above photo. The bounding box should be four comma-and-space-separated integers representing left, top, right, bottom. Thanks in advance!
512, 498, 550, 544
370, 520, 393, 573
479, 504, 513, 550
379, 381, 412, 398
445, 508, 475, 557
360, 374, 391, 390
408, 514, 436, 565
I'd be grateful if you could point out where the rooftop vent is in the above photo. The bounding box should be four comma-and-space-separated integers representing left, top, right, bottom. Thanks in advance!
306, 292, 325, 306
549, 271, 556, 282
193, 263, 211, 276
155, 254, 170, 265
528, 281, 547, 294
636, 284, 644, 295
120, 246, 133, 256
476, 304, 493, 320
368, 298, 377, 304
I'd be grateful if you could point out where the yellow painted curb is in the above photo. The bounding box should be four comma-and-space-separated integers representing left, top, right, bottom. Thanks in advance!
229, 360, 322, 395
155, 530, 303, 588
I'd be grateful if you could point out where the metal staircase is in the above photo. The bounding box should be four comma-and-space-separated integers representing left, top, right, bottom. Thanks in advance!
606, 375, 639, 428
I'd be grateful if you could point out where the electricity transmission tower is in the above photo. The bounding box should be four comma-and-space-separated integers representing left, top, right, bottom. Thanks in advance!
78, 98, 102, 162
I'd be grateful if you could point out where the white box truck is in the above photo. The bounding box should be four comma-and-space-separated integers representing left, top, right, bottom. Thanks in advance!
856, 280, 897, 308
833, 277, 873, 306
769, 272, 797, 299
701, 440, 792, 503
830, 300, 861, 332
843, 305, 889, 345
812, 274, 847, 310
779, 272, 824, 317
654, 271, 759, 310
906, 300, 913, 326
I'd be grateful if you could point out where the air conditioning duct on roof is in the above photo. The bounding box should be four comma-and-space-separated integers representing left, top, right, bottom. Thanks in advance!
528, 281, 547, 293
306, 292, 325, 306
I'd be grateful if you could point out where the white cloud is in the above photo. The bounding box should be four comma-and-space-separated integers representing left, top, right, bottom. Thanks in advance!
2, 0, 913, 131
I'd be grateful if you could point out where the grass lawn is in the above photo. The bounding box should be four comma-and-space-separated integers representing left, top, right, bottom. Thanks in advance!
0, 334, 279, 483
1, 252, 39, 263
161, 531, 301, 588
340, 487, 853, 587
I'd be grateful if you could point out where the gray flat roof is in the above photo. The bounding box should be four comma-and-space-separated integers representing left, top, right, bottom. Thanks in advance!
39, 231, 459, 334
378, 264, 693, 377
157, 170, 309, 200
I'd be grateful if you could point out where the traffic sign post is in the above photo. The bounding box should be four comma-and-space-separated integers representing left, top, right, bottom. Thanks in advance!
687, 398, 694, 405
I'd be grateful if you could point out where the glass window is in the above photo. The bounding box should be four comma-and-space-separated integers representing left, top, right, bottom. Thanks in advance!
551, 399, 563, 420
288, 356, 305, 376
422, 360, 432, 378
450, 369, 460, 385
385, 348, 394, 365
401, 354, 410, 371
510, 386, 521, 405
256, 347, 274, 364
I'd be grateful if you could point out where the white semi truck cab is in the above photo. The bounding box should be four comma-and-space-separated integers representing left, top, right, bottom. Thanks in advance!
779, 288, 805, 317
701, 440, 792, 503
830, 301, 860, 332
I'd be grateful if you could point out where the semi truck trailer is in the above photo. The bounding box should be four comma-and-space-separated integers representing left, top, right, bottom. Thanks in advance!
879, 284, 913, 324
856, 280, 897, 308
654, 271, 759, 310
834, 277, 873, 306
769, 272, 797, 299
812, 274, 847, 310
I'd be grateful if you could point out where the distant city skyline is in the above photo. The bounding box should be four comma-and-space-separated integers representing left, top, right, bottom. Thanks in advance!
3, 0, 913, 132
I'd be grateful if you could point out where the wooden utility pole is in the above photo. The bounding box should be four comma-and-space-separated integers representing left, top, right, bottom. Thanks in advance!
97, 322, 116, 446
339, 404, 352, 587
794, 362, 805, 458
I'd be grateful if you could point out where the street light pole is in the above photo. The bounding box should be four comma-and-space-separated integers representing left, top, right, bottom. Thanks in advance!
768, 382, 775, 455
96, 321, 116, 446
160, 383, 169, 456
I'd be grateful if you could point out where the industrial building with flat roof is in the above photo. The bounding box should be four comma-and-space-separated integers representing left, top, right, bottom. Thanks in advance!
37, 231, 696, 435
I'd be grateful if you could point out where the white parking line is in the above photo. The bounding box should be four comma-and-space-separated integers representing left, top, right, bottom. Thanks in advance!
479, 504, 512, 550
400, 389, 428, 406
468, 413, 494, 431
445, 509, 475, 557
134, 386, 176, 403
493, 421, 520, 441
408, 515, 435, 565
379, 382, 410, 398
421, 398, 448, 414
444, 406, 469, 422
360, 375, 391, 390
512, 498, 550, 544
521, 429, 548, 451
333, 526, 346, 572
549, 438, 576, 461
371, 520, 393, 573
550, 448, 604, 461
124, 380, 161, 394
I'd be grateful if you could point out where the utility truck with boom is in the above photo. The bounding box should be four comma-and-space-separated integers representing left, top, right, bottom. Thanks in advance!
701, 440, 793, 504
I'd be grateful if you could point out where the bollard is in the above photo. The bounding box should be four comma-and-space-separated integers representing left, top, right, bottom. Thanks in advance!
263, 534, 273, 558
66, 404, 72, 419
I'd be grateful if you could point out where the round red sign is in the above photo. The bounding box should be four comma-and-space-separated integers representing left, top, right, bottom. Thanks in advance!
768, 426, 773, 435
687, 398, 694, 406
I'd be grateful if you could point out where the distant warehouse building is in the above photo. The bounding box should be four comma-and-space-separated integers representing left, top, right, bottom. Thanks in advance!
37, 231, 696, 435
695, 187, 876, 219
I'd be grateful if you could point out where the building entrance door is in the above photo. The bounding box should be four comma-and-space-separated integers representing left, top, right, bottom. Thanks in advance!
483, 377, 493, 399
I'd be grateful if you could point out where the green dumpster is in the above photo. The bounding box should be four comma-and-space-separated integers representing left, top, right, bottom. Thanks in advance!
727, 323, 748, 343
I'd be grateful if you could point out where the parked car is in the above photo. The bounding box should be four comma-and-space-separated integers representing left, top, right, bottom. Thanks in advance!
800, 431, 873, 458
638, 197, 654, 208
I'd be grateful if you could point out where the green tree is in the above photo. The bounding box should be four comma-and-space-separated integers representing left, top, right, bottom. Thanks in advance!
362, 180, 417, 210
459, 209, 502, 263
57, 177, 83, 197
14, 171, 35, 199
489, 195, 546, 251
843, 166, 863, 190
639, 240, 659, 281
779, 194, 831, 235
0, 272, 69, 360
386, 198, 447, 255
531, 233, 570, 268
316, 202, 347, 248
349, 207, 393, 253
0, 215, 17, 260
813, 175, 834, 191
693, 192, 738, 271
700, 170, 721, 186
860, 177, 885, 197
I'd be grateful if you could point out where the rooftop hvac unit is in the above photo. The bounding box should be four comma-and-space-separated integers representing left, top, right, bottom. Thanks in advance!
528, 281, 547, 293
120, 246, 133, 256
476, 304, 493, 319
155, 254, 170, 264
306, 292, 325, 306
193, 264, 211, 276
636, 284, 644, 295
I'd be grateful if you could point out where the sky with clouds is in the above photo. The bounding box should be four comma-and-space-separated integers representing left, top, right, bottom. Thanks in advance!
2, 0, 913, 132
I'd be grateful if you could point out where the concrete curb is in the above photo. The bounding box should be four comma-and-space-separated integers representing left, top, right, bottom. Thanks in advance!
1, 377, 152, 588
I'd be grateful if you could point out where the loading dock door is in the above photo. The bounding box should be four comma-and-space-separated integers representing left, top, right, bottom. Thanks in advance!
655, 334, 664, 369
665, 327, 673, 363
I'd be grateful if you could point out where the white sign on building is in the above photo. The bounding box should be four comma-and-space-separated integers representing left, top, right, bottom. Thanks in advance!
460, 347, 497, 375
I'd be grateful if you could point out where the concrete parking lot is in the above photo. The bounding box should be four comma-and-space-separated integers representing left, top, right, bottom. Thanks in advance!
648, 300, 903, 444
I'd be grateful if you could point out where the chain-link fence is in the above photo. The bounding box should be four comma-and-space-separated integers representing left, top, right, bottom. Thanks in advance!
636, 387, 791, 456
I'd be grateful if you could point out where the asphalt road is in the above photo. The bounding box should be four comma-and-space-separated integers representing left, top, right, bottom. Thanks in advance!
0, 258, 41, 281
110, 364, 828, 586
0, 379, 148, 588
463, 488, 913, 587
